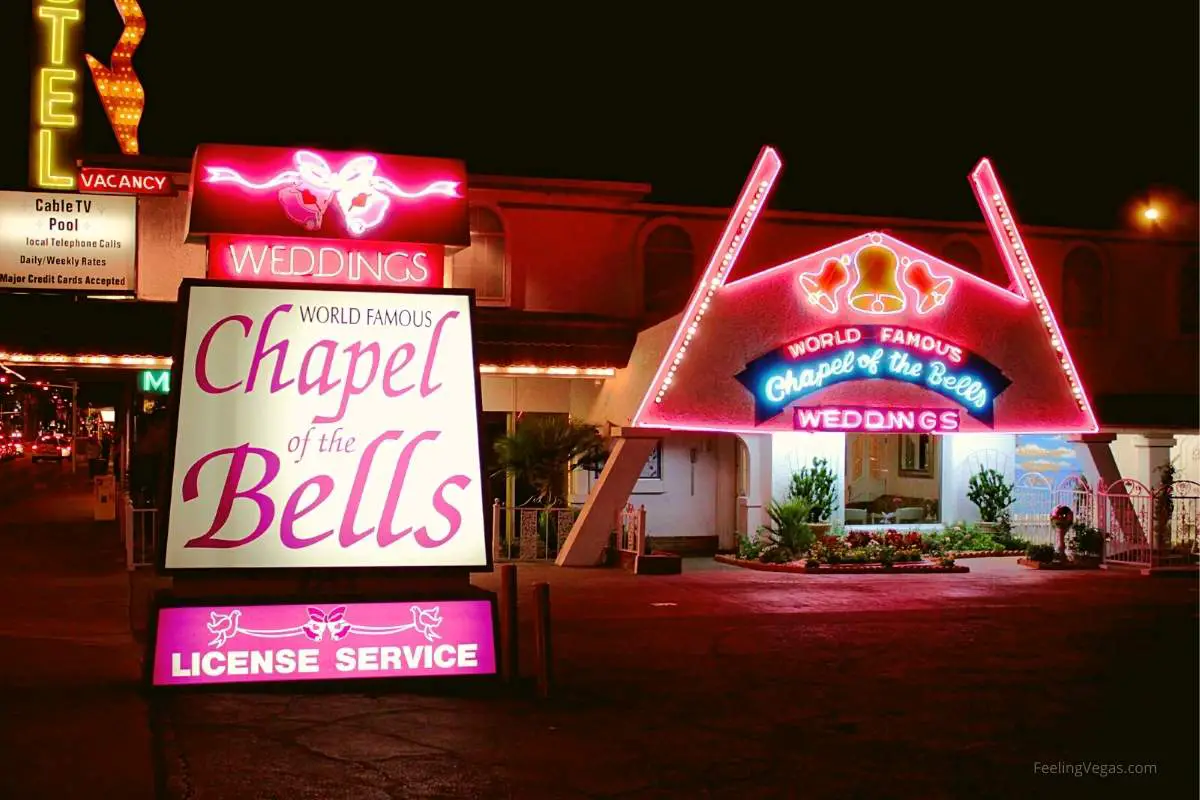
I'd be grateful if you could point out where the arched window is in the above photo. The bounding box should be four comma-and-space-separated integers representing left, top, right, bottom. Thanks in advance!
1181, 256, 1199, 335
1061, 246, 1105, 329
642, 224, 694, 318
449, 207, 507, 303
941, 240, 983, 276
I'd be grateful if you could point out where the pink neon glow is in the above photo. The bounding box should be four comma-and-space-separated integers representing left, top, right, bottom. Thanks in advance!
151, 600, 496, 686
204, 150, 462, 236
847, 242, 908, 314
206, 235, 444, 288
793, 406, 960, 433
792, 238, 957, 318
902, 261, 954, 314
727, 233, 1025, 310
798, 258, 851, 313
630, 147, 783, 426
969, 158, 1098, 432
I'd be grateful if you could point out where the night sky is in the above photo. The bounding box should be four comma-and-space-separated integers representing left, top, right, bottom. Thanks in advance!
1, 0, 1196, 229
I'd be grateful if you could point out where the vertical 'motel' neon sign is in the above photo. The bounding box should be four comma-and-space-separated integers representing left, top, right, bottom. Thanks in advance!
30, 0, 83, 190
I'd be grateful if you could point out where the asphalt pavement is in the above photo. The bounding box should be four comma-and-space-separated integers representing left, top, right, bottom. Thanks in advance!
0, 455, 156, 800
0, 455, 1196, 799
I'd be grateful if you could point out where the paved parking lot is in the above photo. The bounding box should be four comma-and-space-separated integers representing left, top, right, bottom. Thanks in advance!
161, 559, 1198, 799
1, 461, 1195, 799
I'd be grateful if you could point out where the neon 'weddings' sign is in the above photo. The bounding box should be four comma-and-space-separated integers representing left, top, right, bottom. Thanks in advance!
735, 325, 1011, 425
204, 150, 461, 236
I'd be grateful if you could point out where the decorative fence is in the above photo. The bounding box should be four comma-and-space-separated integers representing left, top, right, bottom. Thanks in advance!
121, 496, 160, 571
616, 503, 647, 556
491, 501, 578, 562
1012, 474, 1200, 570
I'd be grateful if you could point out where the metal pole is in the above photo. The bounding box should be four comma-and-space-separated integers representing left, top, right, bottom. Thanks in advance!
533, 582, 553, 699
71, 381, 78, 474
499, 563, 518, 683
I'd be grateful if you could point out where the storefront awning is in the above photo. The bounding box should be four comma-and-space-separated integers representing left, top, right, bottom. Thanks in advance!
0, 295, 639, 372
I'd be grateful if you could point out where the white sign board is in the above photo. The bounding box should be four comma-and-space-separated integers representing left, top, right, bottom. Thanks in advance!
165, 282, 488, 569
0, 190, 137, 292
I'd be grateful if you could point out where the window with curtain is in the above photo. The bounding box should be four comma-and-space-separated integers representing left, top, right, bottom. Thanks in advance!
448, 207, 507, 303
1061, 246, 1105, 329
642, 224, 694, 318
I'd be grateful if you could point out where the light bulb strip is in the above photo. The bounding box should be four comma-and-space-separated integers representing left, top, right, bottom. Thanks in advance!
632, 147, 783, 424
0, 352, 614, 378
969, 159, 1098, 430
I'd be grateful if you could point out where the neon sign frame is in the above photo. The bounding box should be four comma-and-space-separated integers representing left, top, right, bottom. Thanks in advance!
793, 406, 960, 434
735, 326, 1010, 426
85, 0, 146, 156
30, 0, 83, 189
202, 150, 462, 237
631, 153, 1100, 436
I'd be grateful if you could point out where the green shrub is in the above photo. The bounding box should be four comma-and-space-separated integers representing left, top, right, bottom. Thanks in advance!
762, 497, 816, 555
1026, 543, 1057, 563
967, 468, 1015, 523
788, 458, 837, 523
928, 524, 1001, 554
1068, 523, 1105, 557
737, 534, 764, 561
760, 544, 795, 564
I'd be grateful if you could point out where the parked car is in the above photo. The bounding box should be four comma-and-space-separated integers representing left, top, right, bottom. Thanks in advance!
31, 434, 72, 462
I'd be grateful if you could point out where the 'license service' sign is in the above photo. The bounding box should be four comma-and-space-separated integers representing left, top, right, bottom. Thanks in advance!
0, 190, 137, 292
151, 599, 497, 686
165, 282, 488, 569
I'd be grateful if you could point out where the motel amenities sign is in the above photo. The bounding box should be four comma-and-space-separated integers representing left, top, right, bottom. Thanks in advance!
163, 281, 489, 570
0, 190, 137, 293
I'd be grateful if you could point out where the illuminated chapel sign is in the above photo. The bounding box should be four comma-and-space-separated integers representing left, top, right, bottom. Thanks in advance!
734, 325, 1011, 426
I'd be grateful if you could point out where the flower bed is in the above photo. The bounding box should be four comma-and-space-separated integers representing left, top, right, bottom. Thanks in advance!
715, 554, 969, 574
738, 522, 1032, 570
949, 550, 1025, 559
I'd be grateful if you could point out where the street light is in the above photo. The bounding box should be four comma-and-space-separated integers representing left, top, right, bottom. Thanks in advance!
1143, 205, 1163, 223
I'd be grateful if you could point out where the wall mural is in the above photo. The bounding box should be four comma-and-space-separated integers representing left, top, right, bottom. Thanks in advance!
1014, 434, 1082, 487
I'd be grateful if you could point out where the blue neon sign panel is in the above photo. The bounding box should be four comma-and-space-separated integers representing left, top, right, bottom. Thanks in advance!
735, 325, 1011, 426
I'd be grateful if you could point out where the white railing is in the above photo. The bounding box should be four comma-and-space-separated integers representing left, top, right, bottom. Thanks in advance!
121, 496, 160, 571
1012, 473, 1200, 570
491, 501, 578, 562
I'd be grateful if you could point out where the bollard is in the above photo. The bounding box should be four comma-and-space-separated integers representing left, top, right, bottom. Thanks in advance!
498, 563, 518, 683
533, 581, 553, 699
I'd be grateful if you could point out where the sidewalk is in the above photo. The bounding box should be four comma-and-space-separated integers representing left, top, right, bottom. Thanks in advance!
0, 465, 156, 799
157, 559, 1198, 799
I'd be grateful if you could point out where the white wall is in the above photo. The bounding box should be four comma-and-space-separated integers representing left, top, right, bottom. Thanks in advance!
941, 434, 1017, 523
573, 433, 737, 540
1172, 434, 1200, 485
770, 432, 846, 516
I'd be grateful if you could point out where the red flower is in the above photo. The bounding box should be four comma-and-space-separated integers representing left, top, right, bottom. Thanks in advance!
903, 531, 924, 548
884, 531, 904, 547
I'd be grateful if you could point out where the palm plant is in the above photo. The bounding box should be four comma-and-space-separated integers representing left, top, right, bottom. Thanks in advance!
492, 415, 606, 507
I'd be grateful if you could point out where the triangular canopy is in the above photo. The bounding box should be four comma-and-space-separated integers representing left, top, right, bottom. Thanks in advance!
632, 152, 1097, 436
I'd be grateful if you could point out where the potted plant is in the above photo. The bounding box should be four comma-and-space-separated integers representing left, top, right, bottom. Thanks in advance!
788, 457, 837, 535
966, 468, 1015, 532
493, 415, 606, 554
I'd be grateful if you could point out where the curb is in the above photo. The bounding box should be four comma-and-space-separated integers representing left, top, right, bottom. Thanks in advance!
714, 555, 970, 574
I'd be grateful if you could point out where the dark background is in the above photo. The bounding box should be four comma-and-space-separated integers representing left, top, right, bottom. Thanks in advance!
1, 0, 1196, 228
